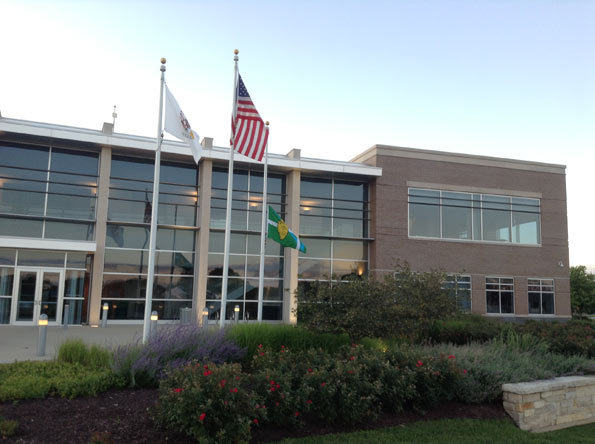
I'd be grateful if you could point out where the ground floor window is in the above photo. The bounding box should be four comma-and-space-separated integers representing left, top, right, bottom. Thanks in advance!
442, 274, 471, 312
528, 278, 554, 315
486, 276, 514, 314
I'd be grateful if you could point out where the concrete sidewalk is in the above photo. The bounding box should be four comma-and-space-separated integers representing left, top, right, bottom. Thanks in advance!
0, 325, 144, 363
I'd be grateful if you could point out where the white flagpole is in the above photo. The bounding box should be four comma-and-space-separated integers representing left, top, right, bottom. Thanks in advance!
257, 122, 269, 322
142, 57, 166, 343
220, 50, 240, 328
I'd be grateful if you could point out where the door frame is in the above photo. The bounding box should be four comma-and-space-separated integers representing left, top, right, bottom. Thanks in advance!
11, 267, 65, 325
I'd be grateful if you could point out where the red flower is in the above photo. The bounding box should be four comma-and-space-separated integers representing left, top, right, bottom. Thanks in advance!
270, 380, 276, 385
255, 404, 260, 409
350, 356, 355, 361
173, 388, 183, 393
235, 376, 240, 381
463, 369, 468, 374
224, 401, 228, 405
262, 405, 266, 409
203, 370, 212, 376
416, 360, 423, 367
230, 388, 238, 393
203, 364, 209, 369
295, 412, 300, 417
259, 352, 265, 356
219, 379, 226, 387
448, 355, 455, 360
275, 402, 280, 407
321, 382, 326, 387
253, 419, 259, 424
307, 368, 313, 373
306, 400, 312, 404
258, 344, 263, 349
270, 387, 276, 392
199, 413, 206, 421
281, 345, 285, 349
348, 370, 354, 374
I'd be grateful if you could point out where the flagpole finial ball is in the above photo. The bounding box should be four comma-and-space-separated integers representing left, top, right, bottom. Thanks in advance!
265, 121, 269, 126
160, 58, 167, 64
234, 49, 239, 55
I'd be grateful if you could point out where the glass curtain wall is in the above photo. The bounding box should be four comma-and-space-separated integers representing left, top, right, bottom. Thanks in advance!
298, 177, 369, 292
207, 167, 285, 321
102, 156, 198, 320
0, 142, 98, 240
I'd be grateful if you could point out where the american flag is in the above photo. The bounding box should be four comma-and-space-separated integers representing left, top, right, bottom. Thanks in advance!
231, 74, 269, 162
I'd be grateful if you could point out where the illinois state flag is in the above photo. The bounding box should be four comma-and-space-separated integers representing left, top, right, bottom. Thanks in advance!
164, 85, 202, 164
267, 206, 306, 253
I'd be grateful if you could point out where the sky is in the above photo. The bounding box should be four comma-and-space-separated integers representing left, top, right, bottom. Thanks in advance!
1, 0, 594, 266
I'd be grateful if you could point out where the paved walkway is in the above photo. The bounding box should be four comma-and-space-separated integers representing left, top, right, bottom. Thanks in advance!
0, 325, 144, 363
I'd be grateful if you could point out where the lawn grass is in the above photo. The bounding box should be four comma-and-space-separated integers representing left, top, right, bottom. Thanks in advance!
278, 419, 595, 443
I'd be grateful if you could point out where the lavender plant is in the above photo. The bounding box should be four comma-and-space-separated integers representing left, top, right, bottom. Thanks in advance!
112, 325, 245, 387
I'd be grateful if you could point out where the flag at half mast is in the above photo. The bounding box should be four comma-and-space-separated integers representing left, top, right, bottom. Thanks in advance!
267, 206, 306, 253
231, 74, 269, 162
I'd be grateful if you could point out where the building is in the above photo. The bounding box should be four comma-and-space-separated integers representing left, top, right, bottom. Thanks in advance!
0, 117, 570, 326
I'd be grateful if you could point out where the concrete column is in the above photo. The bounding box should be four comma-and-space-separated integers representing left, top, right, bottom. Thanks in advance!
471, 274, 485, 314
195, 158, 213, 323
515, 277, 528, 315
88, 147, 112, 325
283, 169, 301, 324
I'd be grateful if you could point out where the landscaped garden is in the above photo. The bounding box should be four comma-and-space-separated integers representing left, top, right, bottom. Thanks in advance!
1, 268, 594, 442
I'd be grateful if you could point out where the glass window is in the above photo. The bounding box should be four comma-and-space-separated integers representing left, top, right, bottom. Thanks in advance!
0, 143, 49, 169
0, 217, 43, 238
409, 189, 440, 237
17, 250, 65, 267
0, 267, 14, 296
528, 278, 554, 315
51, 149, 98, 175
44, 221, 95, 241
486, 277, 514, 314
482, 195, 511, 242
0, 249, 16, 266
442, 192, 472, 240
512, 198, 540, 244
443, 274, 471, 312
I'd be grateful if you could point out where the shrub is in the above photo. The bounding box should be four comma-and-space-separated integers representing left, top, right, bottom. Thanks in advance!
419, 341, 593, 403
0, 417, 18, 439
154, 362, 260, 443
428, 314, 505, 345
112, 325, 245, 388
570, 265, 595, 317
0, 361, 117, 401
296, 264, 457, 342
58, 339, 112, 369
517, 319, 595, 358
227, 323, 351, 359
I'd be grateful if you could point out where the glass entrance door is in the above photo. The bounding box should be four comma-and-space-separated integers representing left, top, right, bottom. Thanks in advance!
12, 268, 64, 324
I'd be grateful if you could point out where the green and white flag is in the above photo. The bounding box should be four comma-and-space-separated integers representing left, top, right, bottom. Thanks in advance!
267, 206, 306, 253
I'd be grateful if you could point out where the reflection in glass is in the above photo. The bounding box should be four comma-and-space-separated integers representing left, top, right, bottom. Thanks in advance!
0, 217, 43, 238
45, 221, 95, 241
0, 298, 11, 324
0, 267, 14, 295
102, 274, 146, 299
63, 299, 84, 324
18, 250, 65, 267
0, 249, 16, 266
17, 271, 37, 321
442, 192, 472, 239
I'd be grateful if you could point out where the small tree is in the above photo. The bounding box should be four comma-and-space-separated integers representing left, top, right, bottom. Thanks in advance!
570, 266, 595, 317
295, 264, 457, 342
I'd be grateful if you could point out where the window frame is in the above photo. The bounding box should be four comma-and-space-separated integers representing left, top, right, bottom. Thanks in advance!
485, 276, 515, 315
527, 277, 555, 316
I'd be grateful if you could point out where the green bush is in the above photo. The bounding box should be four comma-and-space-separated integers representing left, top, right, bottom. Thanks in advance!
0, 360, 119, 401
296, 264, 458, 342
154, 362, 260, 443
517, 319, 595, 358
428, 314, 505, 345
419, 341, 593, 403
0, 417, 18, 439
57, 339, 112, 369
227, 323, 351, 359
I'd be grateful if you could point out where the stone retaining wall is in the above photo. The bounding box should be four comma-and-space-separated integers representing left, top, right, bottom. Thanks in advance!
502, 376, 595, 432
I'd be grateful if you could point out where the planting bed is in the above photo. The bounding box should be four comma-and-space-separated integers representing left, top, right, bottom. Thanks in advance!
0, 389, 507, 443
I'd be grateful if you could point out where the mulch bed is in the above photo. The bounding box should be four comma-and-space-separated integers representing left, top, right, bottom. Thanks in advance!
1, 389, 509, 443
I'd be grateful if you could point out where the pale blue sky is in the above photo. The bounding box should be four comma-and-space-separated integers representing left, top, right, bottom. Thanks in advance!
2, 0, 594, 266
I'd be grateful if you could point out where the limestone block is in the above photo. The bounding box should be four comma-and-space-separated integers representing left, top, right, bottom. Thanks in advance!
504, 392, 523, 403
556, 410, 592, 425
523, 393, 540, 403
533, 400, 546, 409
